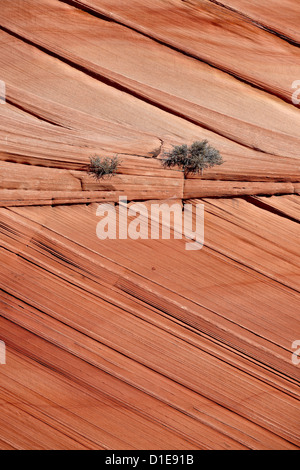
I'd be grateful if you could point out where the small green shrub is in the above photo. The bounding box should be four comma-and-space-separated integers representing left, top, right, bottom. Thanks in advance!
88, 155, 120, 179
162, 140, 224, 176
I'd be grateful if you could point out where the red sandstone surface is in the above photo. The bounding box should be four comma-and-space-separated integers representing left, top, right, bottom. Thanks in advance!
0, 0, 299, 450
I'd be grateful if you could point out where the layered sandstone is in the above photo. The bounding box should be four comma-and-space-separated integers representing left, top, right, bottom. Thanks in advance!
0, 0, 299, 451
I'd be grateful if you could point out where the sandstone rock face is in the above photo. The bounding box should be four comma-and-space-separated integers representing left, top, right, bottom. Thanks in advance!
253, 194, 300, 222
203, 0, 300, 44
0, 0, 299, 451
1, 0, 300, 160
184, 180, 296, 198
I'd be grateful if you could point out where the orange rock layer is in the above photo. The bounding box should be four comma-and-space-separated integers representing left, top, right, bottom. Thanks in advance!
0, 0, 299, 451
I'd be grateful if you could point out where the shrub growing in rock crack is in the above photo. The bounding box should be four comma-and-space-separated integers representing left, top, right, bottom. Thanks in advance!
88, 155, 120, 179
162, 140, 224, 176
